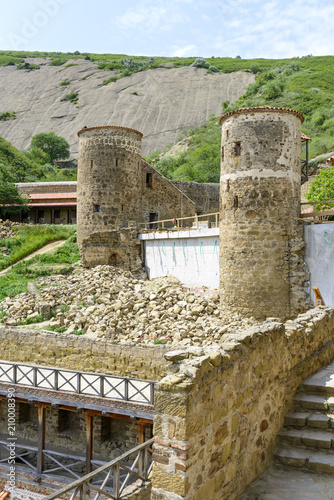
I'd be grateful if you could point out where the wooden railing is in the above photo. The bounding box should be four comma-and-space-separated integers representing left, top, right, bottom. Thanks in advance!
43, 439, 154, 500
0, 361, 155, 405
0, 441, 106, 481
138, 212, 220, 232
300, 200, 334, 223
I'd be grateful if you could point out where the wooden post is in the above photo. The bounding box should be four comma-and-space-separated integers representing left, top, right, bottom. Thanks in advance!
138, 423, 145, 477
313, 286, 326, 306
36, 406, 46, 482
85, 413, 93, 475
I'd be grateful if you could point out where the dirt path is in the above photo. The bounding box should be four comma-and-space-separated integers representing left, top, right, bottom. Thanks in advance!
0, 239, 66, 277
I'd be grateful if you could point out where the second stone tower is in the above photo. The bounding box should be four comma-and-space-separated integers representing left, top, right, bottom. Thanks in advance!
219, 106, 308, 320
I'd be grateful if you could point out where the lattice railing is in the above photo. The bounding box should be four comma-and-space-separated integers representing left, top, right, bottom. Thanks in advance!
0, 361, 155, 405
43, 439, 154, 500
0, 441, 107, 481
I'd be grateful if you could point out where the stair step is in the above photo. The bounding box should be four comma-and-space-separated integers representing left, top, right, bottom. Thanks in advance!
278, 428, 334, 449
275, 446, 334, 474
284, 412, 310, 427
275, 447, 308, 468
308, 413, 331, 429
293, 393, 329, 411
302, 378, 334, 396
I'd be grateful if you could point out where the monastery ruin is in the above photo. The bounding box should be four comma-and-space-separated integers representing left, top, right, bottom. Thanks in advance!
0, 106, 333, 499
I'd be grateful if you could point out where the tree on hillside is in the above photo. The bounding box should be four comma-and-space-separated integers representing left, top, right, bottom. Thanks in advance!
0, 163, 29, 218
30, 131, 70, 164
305, 166, 334, 211
0, 136, 44, 182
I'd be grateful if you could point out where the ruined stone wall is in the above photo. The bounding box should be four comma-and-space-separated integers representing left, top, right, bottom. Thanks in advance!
152, 306, 334, 500
141, 161, 195, 226
77, 126, 143, 249
80, 228, 143, 274
219, 107, 310, 320
171, 181, 220, 215
0, 327, 169, 380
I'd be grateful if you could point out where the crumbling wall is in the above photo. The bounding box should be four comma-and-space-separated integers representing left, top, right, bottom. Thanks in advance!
80, 228, 143, 275
151, 307, 334, 500
0, 327, 169, 380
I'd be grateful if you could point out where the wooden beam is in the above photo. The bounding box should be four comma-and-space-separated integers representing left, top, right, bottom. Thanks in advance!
36, 406, 46, 483
313, 286, 326, 306
85, 414, 93, 475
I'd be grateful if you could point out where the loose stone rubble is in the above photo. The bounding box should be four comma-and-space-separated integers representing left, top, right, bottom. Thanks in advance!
0, 219, 18, 239
0, 265, 260, 345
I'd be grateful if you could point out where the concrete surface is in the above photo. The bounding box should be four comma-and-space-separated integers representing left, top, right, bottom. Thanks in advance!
139, 228, 219, 289
304, 224, 334, 306
238, 465, 334, 499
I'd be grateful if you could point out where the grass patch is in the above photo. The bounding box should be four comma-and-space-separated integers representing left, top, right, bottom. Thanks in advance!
17, 314, 44, 325
0, 228, 79, 302
59, 80, 71, 86
0, 225, 77, 270
60, 92, 79, 104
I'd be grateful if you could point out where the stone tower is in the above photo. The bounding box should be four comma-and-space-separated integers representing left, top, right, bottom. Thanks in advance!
76, 125, 143, 249
219, 106, 307, 320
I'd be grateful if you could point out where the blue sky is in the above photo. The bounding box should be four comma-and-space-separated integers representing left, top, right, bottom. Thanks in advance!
0, 0, 333, 59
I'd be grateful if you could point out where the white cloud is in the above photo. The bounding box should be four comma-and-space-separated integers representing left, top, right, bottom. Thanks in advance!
172, 44, 197, 56
113, 1, 190, 36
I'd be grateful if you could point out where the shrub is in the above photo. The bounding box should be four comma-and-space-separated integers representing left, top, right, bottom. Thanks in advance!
208, 65, 219, 73
16, 63, 40, 71
59, 80, 71, 86
0, 112, 15, 121
60, 92, 79, 104
50, 59, 65, 66
191, 58, 210, 69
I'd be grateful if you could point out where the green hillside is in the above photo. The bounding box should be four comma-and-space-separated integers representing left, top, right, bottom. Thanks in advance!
1, 51, 334, 183
0, 136, 44, 181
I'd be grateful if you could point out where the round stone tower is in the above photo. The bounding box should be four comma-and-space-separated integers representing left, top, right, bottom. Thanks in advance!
76, 125, 143, 248
219, 106, 304, 320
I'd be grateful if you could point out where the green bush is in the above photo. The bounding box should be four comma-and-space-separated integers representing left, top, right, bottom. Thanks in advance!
60, 92, 79, 104
0, 112, 15, 121
16, 63, 40, 71
59, 80, 71, 86
50, 59, 65, 66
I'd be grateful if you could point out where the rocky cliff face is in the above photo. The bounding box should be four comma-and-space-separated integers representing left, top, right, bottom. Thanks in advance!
0, 58, 254, 158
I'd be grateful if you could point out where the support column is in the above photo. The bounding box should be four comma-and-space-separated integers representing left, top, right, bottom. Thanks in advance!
85, 413, 93, 475
36, 405, 46, 482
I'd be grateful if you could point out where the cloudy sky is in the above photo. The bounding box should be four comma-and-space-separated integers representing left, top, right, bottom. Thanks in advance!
0, 0, 333, 59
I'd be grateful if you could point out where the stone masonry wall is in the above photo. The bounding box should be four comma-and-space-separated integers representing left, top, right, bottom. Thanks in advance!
141, 161, 195, 226
171, 181, 220, 216
151, 306, 334, 500
219, 107, 310, 320
80, 228, 143, 274
0, 327, 169, 380
16, 182, 77, 195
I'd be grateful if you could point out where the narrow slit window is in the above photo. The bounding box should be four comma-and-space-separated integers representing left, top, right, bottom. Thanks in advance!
226, 130, 229, 139
221, 146, 225, 161
121, 205, 124, 212
146, 172, 153, 188
115, 159, 119, 167
235, 142, 241, 156
94, 205, 101, 213
90, 160, 94, 168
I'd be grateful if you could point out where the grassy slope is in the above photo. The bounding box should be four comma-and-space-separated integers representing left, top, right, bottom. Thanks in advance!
0, 51, 333, 182
148, 56, 334, 182
0, 225, 79, 301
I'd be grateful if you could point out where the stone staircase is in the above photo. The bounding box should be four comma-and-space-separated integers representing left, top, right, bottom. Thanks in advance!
275, 361, 334, 474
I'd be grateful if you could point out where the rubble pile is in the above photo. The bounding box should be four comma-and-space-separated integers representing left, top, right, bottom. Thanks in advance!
0, 265, 259, 346
0, 219, 19, 240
